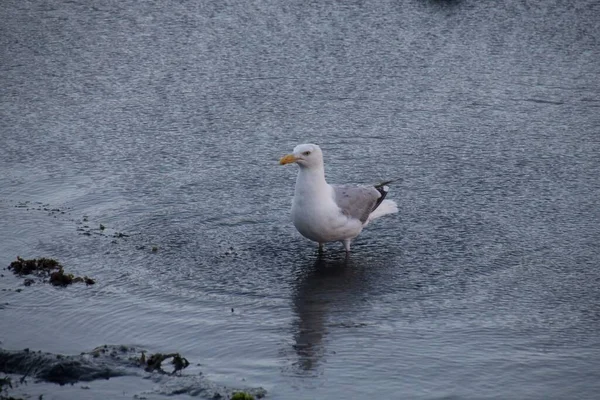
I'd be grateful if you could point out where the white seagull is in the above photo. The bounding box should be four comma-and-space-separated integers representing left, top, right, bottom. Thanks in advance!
279, 143, 399, 253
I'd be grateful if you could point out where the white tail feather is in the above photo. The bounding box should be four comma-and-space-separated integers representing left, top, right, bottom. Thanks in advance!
366, 199, 398, 224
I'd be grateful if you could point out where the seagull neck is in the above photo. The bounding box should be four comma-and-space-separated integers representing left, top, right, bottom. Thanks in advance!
295, 166, 328, 193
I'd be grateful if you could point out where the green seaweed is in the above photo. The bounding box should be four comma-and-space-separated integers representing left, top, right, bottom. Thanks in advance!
231, 392, 255, 400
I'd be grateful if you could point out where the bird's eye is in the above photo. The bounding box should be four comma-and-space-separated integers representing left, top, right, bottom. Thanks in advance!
303, 151, 311, 156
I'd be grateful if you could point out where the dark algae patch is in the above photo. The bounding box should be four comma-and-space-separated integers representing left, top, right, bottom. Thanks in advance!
49, 269, 95, 287
0, 347, 129, 386
142, 353, 190, 375
8, 258, 59, 276
7, 257, 95, 287
0, 346, 266, 399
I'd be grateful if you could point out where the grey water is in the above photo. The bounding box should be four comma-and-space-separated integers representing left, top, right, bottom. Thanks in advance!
1, 0, 600, 398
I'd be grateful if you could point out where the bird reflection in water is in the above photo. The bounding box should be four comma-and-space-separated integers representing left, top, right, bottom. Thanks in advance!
291, 254, 369, 374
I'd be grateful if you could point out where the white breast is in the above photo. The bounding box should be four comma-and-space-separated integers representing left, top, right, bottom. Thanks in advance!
291, 184, 363, 243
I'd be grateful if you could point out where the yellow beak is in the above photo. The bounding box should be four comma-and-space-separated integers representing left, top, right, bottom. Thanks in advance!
279, 154, 298, 165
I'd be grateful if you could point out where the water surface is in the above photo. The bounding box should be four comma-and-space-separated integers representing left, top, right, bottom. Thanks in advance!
1, 0, 599, 398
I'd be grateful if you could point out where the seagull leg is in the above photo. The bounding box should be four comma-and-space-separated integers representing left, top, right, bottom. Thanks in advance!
318, 243, 324, 254
342, 239, 351, 253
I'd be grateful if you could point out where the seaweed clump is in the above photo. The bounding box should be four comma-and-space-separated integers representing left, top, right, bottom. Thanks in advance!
0, 347, 126, 386
141, 352, 190, 375
49, 267, 95, 287
7, 257, 95, 287
231, 392, 255, 400
8, 257, 59, 276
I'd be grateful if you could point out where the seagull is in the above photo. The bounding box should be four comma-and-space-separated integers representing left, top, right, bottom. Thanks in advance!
279, 143, 399, 253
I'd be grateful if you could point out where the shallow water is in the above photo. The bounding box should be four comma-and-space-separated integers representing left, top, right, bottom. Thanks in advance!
1, 0, 600, 398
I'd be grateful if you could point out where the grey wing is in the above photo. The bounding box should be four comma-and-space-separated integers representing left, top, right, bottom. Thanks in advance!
332, 185, 381, 223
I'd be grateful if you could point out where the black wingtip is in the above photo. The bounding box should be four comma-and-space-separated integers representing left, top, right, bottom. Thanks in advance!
374, 178, 402, 188
371, 178, 401, 212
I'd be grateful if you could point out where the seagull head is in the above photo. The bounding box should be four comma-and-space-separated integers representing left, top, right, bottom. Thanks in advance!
279, 143, 324, 169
